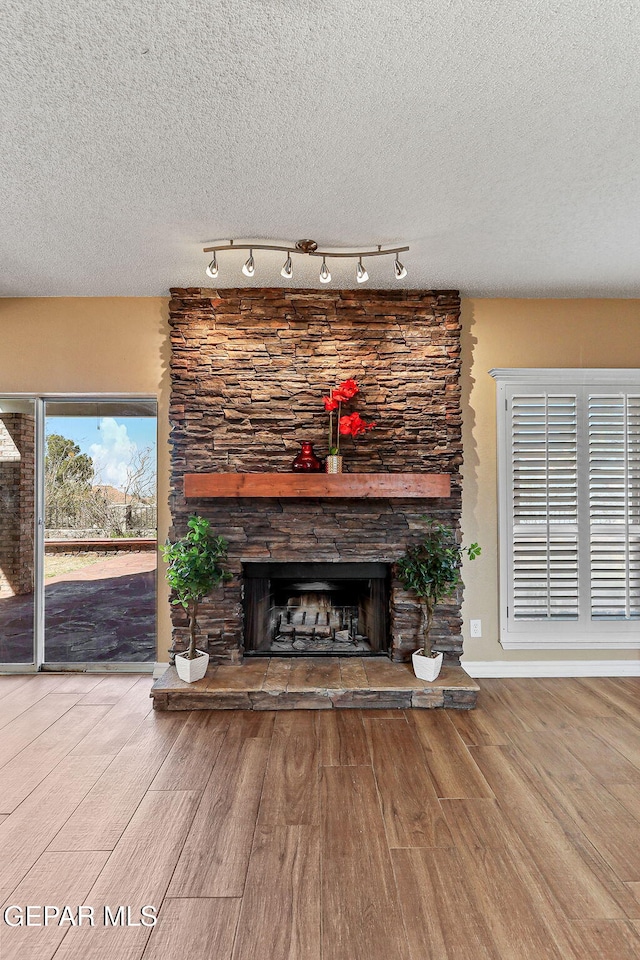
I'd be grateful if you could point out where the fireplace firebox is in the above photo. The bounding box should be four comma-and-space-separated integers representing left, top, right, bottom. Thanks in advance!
243, 562, 390, 656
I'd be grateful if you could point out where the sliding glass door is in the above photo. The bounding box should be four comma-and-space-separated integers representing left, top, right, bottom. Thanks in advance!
0, 396, 157, 670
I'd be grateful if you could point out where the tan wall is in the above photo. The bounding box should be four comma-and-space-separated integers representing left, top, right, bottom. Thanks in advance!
0, 298, 172, 661
461, 298, 640, 663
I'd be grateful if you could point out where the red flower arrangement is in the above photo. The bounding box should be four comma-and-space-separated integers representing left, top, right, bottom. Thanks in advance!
333, 378, 359, 401
339, 411, 376, 437
323, 378, 375, 455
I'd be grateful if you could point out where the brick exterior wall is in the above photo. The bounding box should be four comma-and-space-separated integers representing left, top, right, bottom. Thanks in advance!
168, 288, 464, 663
0, 414, 35, 599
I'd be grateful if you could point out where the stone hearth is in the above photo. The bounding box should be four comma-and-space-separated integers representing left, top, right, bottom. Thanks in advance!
166, 287, 465, 671
151, 658, 479, 711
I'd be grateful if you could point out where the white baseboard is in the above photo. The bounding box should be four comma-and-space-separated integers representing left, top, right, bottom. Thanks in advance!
153, 662, 170, 678
462, 659, 640, 678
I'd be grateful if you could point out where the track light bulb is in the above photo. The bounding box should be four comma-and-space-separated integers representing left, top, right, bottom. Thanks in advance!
356, 258, 368, 283
394, 258, 407, 280
205, 253, 218, 278
319, 257, 331, 284
281, 253, 293, 279
242, 250, 255, 277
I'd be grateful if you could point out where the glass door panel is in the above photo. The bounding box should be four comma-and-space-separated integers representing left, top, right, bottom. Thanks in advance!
43, 400, 157, 664
0, 399, 37, 665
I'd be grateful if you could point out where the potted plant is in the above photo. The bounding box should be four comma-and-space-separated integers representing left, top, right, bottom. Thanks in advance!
322, 378, 376, 472
160, 516, 231, 683
396, 518, 480, 682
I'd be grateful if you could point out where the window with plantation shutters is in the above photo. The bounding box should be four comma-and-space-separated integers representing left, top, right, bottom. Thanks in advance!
492, 370, 640, 649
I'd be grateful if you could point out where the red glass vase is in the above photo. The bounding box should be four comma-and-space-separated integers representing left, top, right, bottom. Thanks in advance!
291, 440, 322, 472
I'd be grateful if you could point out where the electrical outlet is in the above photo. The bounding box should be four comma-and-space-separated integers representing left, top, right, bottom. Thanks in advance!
470, 619, 482, 638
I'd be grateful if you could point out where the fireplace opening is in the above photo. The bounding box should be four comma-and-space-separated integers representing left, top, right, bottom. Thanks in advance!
243, 562, 390, 656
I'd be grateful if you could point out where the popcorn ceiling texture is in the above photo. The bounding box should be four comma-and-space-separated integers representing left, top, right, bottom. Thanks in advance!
2, 1, 639, 296
168, 287, 464, 663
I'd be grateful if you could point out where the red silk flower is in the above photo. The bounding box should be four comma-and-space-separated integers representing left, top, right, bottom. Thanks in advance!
323, 395, 339, 411
332, 378, 359, 402
338, 412, 376, 437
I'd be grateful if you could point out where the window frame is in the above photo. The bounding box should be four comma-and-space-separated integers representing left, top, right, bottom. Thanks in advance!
492, 368, 640, 649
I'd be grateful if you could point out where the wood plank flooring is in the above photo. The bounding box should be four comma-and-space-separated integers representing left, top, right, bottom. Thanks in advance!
0, 673, 639, 958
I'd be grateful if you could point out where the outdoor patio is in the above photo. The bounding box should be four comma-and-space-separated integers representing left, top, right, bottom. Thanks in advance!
0, 552, 156, 663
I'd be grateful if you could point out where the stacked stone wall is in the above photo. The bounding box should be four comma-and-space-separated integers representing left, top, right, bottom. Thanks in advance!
0, 414, 35, 599
168, 288, 463, 663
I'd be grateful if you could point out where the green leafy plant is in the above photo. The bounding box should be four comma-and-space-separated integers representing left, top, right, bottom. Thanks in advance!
396, 518, 481, 658
160, 516, 231, 661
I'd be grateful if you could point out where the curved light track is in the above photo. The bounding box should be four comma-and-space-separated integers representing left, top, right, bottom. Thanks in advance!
203, 238, 409, 283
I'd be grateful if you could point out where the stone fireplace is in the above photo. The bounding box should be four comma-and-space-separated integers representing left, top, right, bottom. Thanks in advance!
168, 287, 464, 665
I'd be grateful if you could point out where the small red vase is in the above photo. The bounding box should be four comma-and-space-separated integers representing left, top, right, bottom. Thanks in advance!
292, 441, 322, 472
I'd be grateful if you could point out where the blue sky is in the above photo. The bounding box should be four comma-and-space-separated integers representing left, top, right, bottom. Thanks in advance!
46, 416, 157, 491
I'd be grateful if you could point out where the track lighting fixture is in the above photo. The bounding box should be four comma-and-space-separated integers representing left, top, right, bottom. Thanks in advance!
205, 252, 218, 278
394, 257, 407, 280
241, 249, 255, 277
280, 252, 293, 279
319, 257, 331, 284
202, 238, 409, 285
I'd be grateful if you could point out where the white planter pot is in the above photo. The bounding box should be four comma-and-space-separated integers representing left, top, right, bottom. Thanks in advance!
175, 649, 210, 683
412, 650, 444, 682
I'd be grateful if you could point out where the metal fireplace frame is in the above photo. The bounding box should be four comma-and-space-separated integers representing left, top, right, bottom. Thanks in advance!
242, 561, 391, 657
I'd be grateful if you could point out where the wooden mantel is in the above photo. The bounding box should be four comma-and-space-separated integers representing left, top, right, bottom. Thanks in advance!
184, 472, 451, 499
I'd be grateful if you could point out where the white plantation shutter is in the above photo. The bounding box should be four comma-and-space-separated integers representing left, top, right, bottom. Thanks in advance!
588, 395, 640, 620
492, 370, 640, 649
511, 394, 579, 621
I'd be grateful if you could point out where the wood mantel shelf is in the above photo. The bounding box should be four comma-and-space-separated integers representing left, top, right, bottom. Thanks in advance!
184, 472, 451, 499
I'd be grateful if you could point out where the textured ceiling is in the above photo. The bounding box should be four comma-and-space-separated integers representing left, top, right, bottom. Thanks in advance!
1, 0, 639, 297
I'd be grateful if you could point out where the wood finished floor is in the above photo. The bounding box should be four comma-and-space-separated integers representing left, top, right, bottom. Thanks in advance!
0, 674, 639, 958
